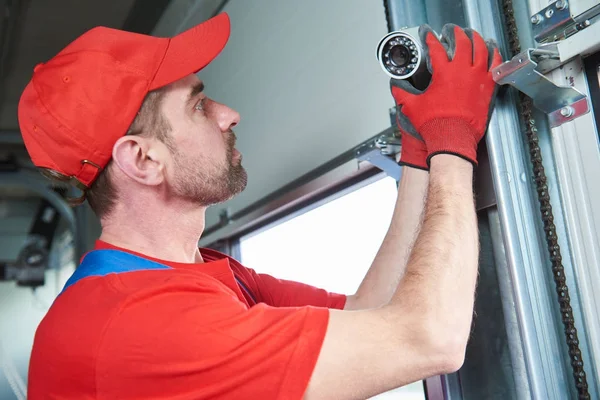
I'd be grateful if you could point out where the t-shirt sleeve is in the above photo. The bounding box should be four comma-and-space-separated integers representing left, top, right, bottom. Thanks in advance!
201, 248, 347, 310
95, 278, 330, 400
247, 269, 347, 309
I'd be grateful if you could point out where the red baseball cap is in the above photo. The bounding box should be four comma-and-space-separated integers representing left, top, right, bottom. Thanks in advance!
18, 13, 230, 188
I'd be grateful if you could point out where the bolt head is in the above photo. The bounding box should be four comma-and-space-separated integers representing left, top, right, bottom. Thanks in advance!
556, 0, 568, 10
531, 14, 543, 24
560, 106, 574, 117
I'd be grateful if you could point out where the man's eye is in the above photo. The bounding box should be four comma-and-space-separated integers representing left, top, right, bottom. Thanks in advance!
194, 98, 206, 111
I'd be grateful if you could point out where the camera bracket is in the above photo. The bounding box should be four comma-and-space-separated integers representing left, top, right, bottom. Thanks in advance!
492, 42, 589, 128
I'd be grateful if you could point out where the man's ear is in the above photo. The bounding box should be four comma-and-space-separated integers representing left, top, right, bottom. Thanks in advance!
112, 136, 165, 186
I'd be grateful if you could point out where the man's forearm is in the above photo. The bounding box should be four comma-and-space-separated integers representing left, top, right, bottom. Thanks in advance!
390, 155, 479, 351
348, 166, 429, 310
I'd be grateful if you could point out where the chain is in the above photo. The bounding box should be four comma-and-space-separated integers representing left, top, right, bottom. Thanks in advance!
501, 1, 590, 398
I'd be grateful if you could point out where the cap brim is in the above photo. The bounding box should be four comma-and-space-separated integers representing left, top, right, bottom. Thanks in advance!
150, 12, 230, 90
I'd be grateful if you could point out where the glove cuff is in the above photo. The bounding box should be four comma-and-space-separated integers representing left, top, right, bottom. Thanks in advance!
399, 134, 429, 171
420, 118, 481, 166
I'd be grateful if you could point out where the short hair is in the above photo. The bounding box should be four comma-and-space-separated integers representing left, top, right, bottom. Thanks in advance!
38, 88, 171, 218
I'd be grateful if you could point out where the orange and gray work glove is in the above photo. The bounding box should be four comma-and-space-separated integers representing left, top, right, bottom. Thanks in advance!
391, 24, 503, 166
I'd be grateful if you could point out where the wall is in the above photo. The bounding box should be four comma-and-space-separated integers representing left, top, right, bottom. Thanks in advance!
0, 267, 74, 400
155, 0, 392, 233
0, 197, 75, 399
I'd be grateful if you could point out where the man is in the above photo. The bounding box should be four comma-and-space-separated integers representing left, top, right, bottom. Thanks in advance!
20, 12, 501, 400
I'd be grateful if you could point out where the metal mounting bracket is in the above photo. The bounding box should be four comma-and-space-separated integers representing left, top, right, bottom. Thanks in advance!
531, 0, 576, 43
492, 43, 589, 128
355, 128, 402, 181
530, 0, 599, 43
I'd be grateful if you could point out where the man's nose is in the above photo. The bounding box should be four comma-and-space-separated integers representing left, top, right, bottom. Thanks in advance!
214, 101, 240, 131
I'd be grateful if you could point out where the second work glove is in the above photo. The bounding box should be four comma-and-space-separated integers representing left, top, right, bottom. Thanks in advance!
398, 131, 428, 171
391, 24, 503, 166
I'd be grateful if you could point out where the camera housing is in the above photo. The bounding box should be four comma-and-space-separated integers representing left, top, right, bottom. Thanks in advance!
376, 27, 428, 81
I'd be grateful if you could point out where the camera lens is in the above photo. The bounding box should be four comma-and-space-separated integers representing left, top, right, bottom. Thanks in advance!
377, 30, 423, 79
389, 45, 410, 67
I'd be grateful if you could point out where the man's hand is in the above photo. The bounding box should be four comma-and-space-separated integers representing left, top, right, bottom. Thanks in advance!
391, 24, 502, 166
305, 25, 501, 400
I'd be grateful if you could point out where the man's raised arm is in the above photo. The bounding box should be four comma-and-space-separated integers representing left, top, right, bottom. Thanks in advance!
304, 24, 503, 399
345, 165, 429, 310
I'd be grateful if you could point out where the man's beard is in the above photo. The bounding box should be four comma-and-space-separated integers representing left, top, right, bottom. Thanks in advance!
171, 132, 248, 206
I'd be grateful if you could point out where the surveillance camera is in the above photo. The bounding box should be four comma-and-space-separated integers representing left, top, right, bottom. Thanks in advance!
376, 27, 427, 81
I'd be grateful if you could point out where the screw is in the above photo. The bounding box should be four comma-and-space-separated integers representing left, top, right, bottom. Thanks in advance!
576, 20, 591, 31
560, 106, 574, 117
556, 0, 568, 10
531, 14, 544, 24
545, 8, 554, 18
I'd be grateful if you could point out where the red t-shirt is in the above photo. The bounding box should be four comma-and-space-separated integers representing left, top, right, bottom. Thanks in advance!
28, 241, 346, 399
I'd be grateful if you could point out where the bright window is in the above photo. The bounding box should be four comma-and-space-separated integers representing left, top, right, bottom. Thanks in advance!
239, 174, 426, 400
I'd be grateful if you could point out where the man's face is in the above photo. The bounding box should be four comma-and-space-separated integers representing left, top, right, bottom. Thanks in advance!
159, 74, 247, 206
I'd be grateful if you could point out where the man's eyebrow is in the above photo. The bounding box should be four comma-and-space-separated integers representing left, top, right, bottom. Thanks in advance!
188, 82, 205, 102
